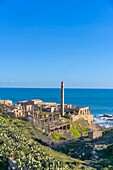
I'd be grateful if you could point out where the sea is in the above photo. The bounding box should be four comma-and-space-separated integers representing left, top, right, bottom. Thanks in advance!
0, 88, 113, 128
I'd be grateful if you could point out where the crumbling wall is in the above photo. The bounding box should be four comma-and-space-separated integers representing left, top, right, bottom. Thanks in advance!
88, 130, 102, 139
70, 114, 94, 124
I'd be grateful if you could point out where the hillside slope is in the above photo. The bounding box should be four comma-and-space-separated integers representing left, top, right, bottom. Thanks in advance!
0, 116, 94, 170
56, 127, 113, 170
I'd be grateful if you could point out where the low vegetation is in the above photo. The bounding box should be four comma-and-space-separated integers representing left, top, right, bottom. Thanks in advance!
51, 133, 66, 141
0, 103, 4, 113
61, 117, 89, 138
1, 114, 113, 169
55, 127, 113, 170
0, 115, 89, 170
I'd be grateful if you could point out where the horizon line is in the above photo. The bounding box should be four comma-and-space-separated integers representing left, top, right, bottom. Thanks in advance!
0, 86, 113, 89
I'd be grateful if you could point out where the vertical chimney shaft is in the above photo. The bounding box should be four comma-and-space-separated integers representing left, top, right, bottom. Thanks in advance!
61, 81, 64, 116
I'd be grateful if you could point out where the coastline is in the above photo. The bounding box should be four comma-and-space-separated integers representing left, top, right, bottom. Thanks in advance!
94, 114, 113, 128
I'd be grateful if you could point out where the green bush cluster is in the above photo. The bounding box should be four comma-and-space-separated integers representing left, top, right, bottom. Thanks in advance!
51, 133, 66, 141
70, 119, 89, 138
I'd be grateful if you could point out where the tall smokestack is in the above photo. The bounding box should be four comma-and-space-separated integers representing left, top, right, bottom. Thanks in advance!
61, 81, 64, 116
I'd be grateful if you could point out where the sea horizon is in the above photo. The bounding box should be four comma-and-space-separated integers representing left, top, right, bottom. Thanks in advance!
0, 87, 113, 89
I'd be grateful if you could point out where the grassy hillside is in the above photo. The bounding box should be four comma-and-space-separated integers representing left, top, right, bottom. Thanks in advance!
0, 115, 94, 170
70, 118, 89, 138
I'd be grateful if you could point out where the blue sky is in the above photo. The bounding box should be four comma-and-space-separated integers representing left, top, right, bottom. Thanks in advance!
0, 0, 113, 88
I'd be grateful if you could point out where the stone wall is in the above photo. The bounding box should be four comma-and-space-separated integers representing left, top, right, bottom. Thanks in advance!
70, 114, 94, 124
88, 130, 102, 139
70, 107, 93, 124
78, 107, 90, 116
14, 109, 28, 118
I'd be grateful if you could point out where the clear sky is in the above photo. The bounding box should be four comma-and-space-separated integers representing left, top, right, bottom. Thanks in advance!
0, 0, 113, 88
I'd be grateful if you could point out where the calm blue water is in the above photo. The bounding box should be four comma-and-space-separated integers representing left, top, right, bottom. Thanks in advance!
0, 88, 113, 127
